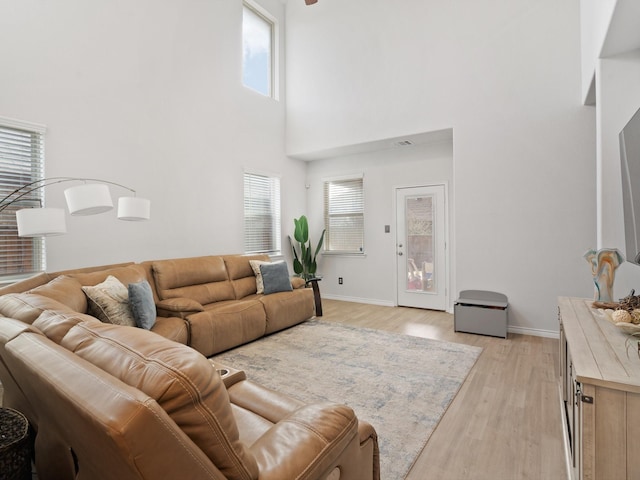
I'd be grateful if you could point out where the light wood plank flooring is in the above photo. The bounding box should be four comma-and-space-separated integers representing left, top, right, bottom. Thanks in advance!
320, 299, 567, 480
0, 299, 567, 480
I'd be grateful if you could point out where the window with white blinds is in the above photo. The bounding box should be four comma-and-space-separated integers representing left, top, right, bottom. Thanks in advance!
244, 171, 281, 255
323, 175, 364, 254
0, 118, 46, 278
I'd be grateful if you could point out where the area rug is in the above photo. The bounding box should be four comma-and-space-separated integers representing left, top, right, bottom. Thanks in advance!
213, 320, 482, 479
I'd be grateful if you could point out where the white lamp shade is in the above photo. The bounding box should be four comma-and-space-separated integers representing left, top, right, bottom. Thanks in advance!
64, 184, 113, 215
16, 208, 67, 237
117, 196, 151, 221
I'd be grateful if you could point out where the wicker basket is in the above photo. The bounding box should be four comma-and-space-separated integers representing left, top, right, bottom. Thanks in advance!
0, 407, 32, 480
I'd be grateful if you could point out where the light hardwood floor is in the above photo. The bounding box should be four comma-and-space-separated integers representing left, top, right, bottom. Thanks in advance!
0, 299, 568, 480
321, 299, 568, 480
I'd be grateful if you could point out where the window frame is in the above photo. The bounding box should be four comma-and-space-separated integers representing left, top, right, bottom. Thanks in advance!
242, 1, 279, 100
0, 116, 47, 282
243, 170, 282, 256
322, 174, 365, 256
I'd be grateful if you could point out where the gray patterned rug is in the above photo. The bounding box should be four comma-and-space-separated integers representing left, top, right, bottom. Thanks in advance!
213, 320, 482, 479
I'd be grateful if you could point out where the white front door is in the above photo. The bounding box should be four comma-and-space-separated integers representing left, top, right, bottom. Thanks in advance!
396, 184, 447, 311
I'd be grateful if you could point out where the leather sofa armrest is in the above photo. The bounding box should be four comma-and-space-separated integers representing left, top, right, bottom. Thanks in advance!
250, 403, 359, 480
155, 298, 204, 319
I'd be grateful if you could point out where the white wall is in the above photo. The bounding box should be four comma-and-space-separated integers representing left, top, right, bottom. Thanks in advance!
596, 49, 640, 298
287, 0, 596, 335
0, 0, 307, 270
579, 0, 618, 104
581, 0, 640, 299
0, 0, 600, 335
305, 139, 453, 306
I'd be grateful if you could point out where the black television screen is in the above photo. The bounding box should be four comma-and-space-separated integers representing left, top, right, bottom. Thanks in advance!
620, 106, 640, 264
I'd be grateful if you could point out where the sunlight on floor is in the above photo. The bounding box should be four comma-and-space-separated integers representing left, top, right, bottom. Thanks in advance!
399, 322, 444, 340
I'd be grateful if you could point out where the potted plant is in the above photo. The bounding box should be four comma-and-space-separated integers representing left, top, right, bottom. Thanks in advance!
289, 215, 325, 281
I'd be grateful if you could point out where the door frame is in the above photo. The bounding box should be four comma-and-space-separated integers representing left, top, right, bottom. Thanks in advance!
393, 182, 451, 311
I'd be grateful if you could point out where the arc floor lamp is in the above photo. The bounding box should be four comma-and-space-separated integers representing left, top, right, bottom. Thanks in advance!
0, 177, 151, 237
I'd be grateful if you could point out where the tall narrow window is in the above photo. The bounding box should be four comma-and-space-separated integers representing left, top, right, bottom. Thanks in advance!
323, 175, 364, 254
242, 2, 274, 97
0, 118, 46, 278
244, 171, 281, 255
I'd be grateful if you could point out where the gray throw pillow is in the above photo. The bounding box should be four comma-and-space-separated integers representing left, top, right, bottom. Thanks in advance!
128, 280, 156, 329
260, 262, 293, 295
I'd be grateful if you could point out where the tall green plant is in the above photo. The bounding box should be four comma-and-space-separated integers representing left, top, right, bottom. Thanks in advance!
289, 215, 325, 281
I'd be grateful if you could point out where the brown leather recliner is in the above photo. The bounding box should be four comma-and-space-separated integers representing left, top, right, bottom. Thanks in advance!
0, 311, 379, 480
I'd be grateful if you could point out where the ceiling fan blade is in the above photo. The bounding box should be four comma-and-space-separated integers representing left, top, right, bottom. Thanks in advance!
305, 0, 318, 5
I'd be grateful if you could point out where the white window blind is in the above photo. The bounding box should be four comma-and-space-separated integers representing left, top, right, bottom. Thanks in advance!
0, 119, 46, 278
244, 172, 281, 254
323, 176, 364, 253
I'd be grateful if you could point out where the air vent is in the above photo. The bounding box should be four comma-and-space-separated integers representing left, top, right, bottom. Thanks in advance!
395, 140, 413, 147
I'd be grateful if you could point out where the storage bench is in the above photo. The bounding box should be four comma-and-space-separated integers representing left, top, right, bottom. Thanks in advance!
454, 290, 508, 338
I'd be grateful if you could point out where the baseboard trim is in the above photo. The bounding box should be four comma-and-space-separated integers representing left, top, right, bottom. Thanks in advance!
321, 294, 396, 308
508, 325, 559, 339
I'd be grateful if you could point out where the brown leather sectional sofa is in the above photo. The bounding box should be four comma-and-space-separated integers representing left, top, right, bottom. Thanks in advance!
0, 254, 380, 480
0, 254, 314, 357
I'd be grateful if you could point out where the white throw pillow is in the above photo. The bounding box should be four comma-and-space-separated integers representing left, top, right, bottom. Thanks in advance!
249, 259, 270, 294
81, 275, 136, 327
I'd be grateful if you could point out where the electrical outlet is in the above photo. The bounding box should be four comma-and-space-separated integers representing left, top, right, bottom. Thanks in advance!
338, 277, 343, 285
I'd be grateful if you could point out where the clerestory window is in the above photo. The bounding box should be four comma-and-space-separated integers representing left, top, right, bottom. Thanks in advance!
242, 2, 276, 98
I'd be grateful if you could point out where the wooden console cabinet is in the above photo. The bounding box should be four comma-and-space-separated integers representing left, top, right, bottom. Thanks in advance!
558, 297, 640, 480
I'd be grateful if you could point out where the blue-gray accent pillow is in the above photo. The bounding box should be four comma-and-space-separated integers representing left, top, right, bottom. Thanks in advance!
128, 280, 156, 329
260, 262, 293, 295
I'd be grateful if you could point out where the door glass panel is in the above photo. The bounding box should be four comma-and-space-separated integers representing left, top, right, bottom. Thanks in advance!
405, 195, 435, 292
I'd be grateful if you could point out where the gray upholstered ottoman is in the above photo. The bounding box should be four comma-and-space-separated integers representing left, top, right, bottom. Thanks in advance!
454, 290, 508, 338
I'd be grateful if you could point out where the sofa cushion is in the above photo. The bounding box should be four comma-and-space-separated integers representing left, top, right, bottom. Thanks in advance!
187, 300, 267, 356
291, 276, 306, 289
0, 293, 76, 325
224, 254, 269, 299
149, 316, 189, 345
155, 297, 204, 318
69, 264, 148, 289
260, 288, 315, 334
81, 276, 137, 327
45, 264, 149, 317
32, 309, 101, 344
251, 403, 358, 480
260, 262, 293, 295
128, 280, 156, 329
0, 271, 51, 295
137, 261, 160, 302
152, 256, 235, 305
57, 321, 259, 480
29, 275, 87, 313
0, 316, 42, 345
224, 254, 269, 281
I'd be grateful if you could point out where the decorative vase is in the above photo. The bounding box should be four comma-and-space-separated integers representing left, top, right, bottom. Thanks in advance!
584, 248, 625, 302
